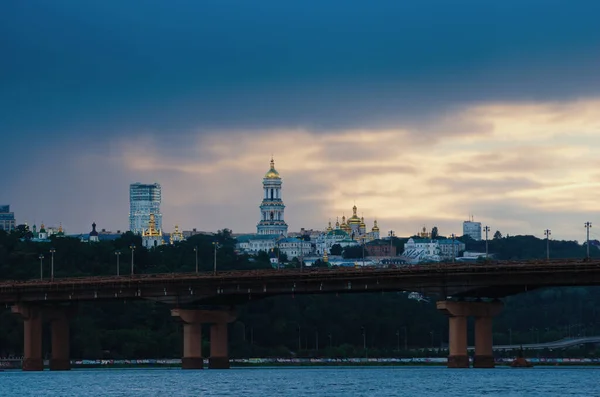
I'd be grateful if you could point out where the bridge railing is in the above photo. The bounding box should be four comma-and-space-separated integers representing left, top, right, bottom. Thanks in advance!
1, 259, 600, 288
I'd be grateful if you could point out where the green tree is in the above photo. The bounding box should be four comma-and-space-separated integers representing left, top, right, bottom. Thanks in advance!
312, 259, 327, 268
1, 230, 600, 360
342, 245, 363, 259
279, 252, 289, 263
329, 244, 343, 256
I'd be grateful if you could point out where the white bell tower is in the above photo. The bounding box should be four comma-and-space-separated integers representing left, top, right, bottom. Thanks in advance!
257, 157, 288, 236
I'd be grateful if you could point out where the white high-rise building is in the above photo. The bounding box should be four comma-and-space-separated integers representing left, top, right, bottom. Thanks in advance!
0, 205, 15, 231
257, 158, 288, 236
463, 219, 482, 241
129, 183, 162, 235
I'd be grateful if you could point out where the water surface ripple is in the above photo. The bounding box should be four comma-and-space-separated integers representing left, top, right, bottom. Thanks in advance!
1, 367, 597, 396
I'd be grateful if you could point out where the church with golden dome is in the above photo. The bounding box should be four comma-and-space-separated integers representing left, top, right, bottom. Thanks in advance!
257, 157, 288, 236
315, 205, 381, 255
170, 225, 185, 244
326, 205, 380, 241
142, 213, 163, 248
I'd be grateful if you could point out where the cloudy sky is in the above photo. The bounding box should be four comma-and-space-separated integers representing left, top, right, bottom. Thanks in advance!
2, 1, 600, 241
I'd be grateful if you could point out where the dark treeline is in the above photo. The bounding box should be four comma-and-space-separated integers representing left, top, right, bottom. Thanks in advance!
0, 229, 599, 359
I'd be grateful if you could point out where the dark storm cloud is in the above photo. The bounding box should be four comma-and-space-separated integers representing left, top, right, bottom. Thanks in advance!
2, 0, 600, 237
1, 0, 600, 140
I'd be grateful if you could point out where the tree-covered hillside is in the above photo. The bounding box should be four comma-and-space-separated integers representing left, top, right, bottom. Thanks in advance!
0, 229, 598, 359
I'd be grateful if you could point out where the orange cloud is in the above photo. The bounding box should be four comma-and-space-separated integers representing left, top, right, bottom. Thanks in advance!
107, 98, 600, 241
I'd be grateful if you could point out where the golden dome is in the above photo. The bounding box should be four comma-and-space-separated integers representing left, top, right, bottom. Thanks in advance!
372, 219, 380, 232
360, 216, 366, 228
170, 224, 184, 244
340, 215, 351, 232
326, 220, 333, 232
264, 157, 280, 179
173, 225, 183, 236
143, 213, 162, 237
348, 205, 361, 225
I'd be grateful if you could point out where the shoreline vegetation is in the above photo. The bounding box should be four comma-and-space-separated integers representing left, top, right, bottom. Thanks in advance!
2, 357, 600, 370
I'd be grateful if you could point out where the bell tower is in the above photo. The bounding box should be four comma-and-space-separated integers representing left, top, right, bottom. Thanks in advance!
257, 157, 288, 236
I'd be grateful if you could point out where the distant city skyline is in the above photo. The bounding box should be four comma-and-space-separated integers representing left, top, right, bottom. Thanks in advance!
2, 1, 600, 242
5, 167, 597, 243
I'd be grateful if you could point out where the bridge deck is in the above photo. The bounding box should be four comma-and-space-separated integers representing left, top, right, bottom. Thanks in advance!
1, 259, 600, 304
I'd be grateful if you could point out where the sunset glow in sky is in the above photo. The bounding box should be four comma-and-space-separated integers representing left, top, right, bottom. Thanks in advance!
2, 1, 600, 241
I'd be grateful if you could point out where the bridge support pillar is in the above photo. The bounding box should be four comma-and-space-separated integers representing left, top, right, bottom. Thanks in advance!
437, 301, 469, 368
182, 322, 204, 369
171, 308, 236, 370
447, 315, 469, 368
209, 322, 229, 369
172, 309, 204, 369
473, 302, 503, 368
47, 309, 72, 371
11, 304, 75, 371
12, 304, 43, 371
437, 300, 503, 369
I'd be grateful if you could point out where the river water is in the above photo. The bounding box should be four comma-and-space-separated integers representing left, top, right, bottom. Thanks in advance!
1, 367, 598, 396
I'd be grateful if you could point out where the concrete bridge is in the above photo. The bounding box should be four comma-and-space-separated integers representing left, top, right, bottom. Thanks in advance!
2, 259, 600, 371
469, 336, 600, 351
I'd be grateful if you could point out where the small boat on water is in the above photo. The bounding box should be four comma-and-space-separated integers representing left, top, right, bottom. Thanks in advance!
510, 357, 533, 368
510, 347, 533, 368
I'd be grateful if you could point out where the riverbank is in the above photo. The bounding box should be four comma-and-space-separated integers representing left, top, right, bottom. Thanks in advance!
2, 357, 600, 370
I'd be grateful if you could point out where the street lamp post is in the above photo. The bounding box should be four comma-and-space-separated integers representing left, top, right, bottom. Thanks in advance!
115, 251, 121, 276
530, 327, 539, 344
39, 254, 44, 280
193, 246, 198, 274
362, 236, 366, 267
451, 233, 456, 263
396, 329, 400, 351
212, 242, 219, 275
129, 244, 135, 275
483, 226, 490, 259
544, 229, 551, 261
389, 230, 395, 261
239, 322, 246, 342
361, 326, 366, 350
585, 222, 592, 259
49, 248, 56, 281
